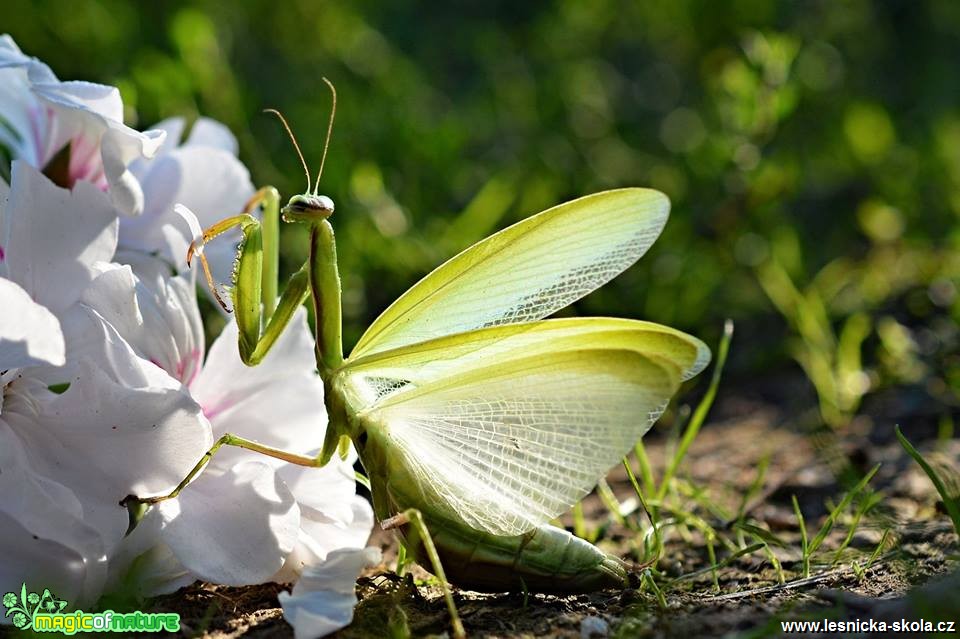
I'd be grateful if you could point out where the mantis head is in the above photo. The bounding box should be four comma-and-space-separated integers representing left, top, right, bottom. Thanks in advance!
267, 77, 338, 226
282, 193, 335, 223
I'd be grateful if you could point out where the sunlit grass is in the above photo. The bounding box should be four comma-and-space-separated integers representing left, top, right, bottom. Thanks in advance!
896, 425, 960, 538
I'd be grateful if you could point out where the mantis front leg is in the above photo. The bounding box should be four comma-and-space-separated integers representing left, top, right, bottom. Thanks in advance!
128, 188, 343, 507
189, 186, 311, 366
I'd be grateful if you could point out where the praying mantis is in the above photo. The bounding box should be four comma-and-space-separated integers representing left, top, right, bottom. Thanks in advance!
132, 81, 710, 638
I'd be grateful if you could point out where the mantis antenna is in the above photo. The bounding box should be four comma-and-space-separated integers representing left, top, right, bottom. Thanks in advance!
314, 77, 337, 195
264, 108, 312, 193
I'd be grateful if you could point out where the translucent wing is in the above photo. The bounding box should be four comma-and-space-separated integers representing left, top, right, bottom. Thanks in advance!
339, 317, 708, 411
356, 348, 681, 536
351, 189, 669, 359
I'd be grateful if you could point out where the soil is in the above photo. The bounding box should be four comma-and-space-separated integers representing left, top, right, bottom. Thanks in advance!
140, 383, 958, 638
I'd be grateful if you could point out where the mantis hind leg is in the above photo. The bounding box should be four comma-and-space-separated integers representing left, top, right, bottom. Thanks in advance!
383, 509, 466, 639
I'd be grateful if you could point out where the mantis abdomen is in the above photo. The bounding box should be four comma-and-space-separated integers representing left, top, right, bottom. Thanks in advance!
357, 426, 628, 593
408, 514, 629, 593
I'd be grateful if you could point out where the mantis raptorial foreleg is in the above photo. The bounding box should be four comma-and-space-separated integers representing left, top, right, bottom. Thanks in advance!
188, 187, 314, 366
383, 509, 466, 639
127, 186, 330, 509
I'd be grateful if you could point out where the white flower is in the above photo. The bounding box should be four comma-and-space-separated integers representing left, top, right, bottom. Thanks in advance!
0, 35, 164, 215
0, 423, 108, 607
0, 162, 212, 609
279, 547, 382, 639
0, 276, 64, 370
0, 37, 373, 634
118, 117, 255, 284
96, 263, 373, 594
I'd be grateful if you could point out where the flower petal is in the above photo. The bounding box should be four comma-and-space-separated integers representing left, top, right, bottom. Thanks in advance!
133, 117, 186, 157
160, 461, 300, 586
23, 311, 213, 499
120, 124, 252, 273
0, 421, 109, 607
4, 161, 117, 313
173, 203, 203, 246
191, 308, 326, 467
185, 117, 239, 155
30, 80, 166, 215
105, 508, 195, 598
274, 496, 374, 583
0, 37, 165, 213
278, 547, 382, 639
276, 458, 362, 525
81, 261, 204, 386
0, 37, 57, 168
0, 277, 65, 368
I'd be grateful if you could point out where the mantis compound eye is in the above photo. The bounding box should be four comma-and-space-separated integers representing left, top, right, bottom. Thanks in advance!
312, 194, 335, 212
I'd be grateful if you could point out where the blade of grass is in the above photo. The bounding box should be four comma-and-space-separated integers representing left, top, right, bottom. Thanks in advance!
756, 541, 785, 584
596, 478, 627, 526
938, 414, 955, 444
830, 490, 883, 566
671, 542, 767, 584
792, 494, 810, 578
642, 569, 668, 610
396, 542, 409, 577
735, 453, 771, 524
707, 537, 719, 592
896, 424, 960, 537
866, 529, 891, 570
623, 456, 663, 562
572, 501, 590, 541
656, 320, 733, 501
677, 478, 732, 523
808, 464, 880, 557
633, 441, 656, 498
735, 522, 787, 548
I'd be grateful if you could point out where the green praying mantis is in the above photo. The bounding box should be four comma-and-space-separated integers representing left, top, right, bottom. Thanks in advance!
131, 81, 710, 638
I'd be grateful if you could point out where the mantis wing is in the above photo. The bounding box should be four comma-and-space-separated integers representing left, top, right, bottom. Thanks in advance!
350, 189, 669, 359
340, 317, 709, 410
356, 347, 681, 537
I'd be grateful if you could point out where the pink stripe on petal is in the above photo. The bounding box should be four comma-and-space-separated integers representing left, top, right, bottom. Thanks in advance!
68, 135, 107, 190
201, 400, 233, 422
177, 348, 203, 387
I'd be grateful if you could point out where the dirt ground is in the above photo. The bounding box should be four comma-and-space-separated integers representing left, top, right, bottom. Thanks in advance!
143, 382, 959, 638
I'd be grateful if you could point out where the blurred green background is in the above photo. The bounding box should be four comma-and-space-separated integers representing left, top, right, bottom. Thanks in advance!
7, 0, 959, 426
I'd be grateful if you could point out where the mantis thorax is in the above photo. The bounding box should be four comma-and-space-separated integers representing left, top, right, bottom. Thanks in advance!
317, 373, 355, 465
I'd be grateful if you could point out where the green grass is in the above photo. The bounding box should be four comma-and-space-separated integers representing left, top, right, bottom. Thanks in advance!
896, 425, 960, 538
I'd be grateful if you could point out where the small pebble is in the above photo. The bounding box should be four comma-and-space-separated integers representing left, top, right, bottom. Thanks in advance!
580, 615, 609, 639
